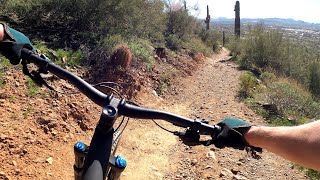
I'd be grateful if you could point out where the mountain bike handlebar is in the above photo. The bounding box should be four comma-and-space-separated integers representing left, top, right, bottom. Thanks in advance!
20, 48, 221, 179
21, 48, 221, 134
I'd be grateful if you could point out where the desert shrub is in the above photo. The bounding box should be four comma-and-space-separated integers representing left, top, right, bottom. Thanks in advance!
232, 23, 312, 86
34, 41, 85, 67
239, 72, 257, 99
266, 80, 320, 119
309, 61, 320, 97
239, 24, 283, 70
199, 29, 221, 51
184, 37, 212, 57
306, 169, 320, 180
128, 39, 154, 70
260, 72, 276, 85
166, 34, 183, 51
101, 35, 125, 55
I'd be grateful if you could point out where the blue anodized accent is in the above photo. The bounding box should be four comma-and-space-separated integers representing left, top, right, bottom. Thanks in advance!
74, 142, 85, 152
115, 155, 127, 168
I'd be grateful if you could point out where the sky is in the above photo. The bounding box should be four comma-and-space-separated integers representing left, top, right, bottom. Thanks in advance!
186, 0, 320, 23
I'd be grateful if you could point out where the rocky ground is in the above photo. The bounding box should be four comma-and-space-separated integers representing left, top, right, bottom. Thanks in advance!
0, 49, 308, 179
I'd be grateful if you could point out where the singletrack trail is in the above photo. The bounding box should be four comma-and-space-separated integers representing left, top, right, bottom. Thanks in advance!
119, 49, 307, 180
0, 49, 308, 180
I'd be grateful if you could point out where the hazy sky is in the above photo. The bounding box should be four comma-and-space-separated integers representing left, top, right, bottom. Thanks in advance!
186, 0, 320, 23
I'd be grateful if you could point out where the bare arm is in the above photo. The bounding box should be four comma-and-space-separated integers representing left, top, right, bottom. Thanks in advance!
0, 24, 4, 41
244, 120, 320, 170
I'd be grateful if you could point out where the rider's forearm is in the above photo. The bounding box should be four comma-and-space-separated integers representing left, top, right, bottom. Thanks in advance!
0, 24, 4, 41
244, 121, 320, 170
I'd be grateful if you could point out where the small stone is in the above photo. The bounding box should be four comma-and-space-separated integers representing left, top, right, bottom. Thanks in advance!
15, 169, 21, 174
12, 160, 17, 166
0, 171, 11, 180
231, 167, 240, 174
207, 151, 216, 161
233, 175, 248, 180
46, 157, 53, 165
154, 172, 163, 177
51, 130, 58, 136
175, 174, 182, 178
220, 168, 233, 178
151, 166, 158, 171
191, 159, 198, 166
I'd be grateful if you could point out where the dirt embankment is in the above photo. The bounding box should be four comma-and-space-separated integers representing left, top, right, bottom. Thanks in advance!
0, 49, 307, 180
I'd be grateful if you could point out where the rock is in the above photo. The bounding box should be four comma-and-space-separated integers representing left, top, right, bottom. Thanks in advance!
151, 166, 158, 171
0, 171, 12, 180
152, 90, 158, 97
46, 157, 53, 165
207, 151, 216, 161
12, 160, 17, 166
191, 159, 198, 166
231, 167, 240, 174
220, 168, 233, 178
233, 175, 248, 180
154, 172, 163, 177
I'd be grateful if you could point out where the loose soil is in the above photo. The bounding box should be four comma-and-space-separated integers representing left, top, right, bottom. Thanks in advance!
0, 49, 307, 179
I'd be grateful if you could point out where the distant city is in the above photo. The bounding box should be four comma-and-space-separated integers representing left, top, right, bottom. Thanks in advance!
212, 17, 320, 26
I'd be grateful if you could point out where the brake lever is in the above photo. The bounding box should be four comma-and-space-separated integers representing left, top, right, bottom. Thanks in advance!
174, 128, 213, 146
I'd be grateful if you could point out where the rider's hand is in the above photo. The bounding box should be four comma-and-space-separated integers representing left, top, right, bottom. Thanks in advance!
213, 117, 262, 151
0, 22, 34, 65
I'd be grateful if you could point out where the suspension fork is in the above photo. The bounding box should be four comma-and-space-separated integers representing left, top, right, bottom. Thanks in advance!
73, 104, 126, 180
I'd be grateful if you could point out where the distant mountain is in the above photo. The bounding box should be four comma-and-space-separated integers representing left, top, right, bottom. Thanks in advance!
212, 17, 320, 27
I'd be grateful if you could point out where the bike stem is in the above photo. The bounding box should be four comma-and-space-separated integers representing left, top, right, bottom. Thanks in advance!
81, 103, 119, 180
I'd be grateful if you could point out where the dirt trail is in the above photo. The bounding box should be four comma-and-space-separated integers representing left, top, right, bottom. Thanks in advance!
0, 49, 307, 180
119, 49, 307, 179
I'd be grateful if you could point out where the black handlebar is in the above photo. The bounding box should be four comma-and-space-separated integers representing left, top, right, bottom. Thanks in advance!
120, 103, 220, 134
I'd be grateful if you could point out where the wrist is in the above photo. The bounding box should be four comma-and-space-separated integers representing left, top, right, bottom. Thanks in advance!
0, 24, 4, 41
244, 126, 262, 147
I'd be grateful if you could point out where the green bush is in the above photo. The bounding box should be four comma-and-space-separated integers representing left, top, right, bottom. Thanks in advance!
309, 62, 320, 96
0, 56, 10, 89
306, 169, 320, 180
260, 72, 276, 85
232, 24, 310, 85
199, 29, 221, 51
166, 34, 183, 51
55, 49, 84, 66
26, 78, 39, 97
101, 34, 125, 55
128, 39, 154, 70
239, 72, 257, 99
184, 37, 212, 57
34, 41, 85, 67
266, 81, 320, 119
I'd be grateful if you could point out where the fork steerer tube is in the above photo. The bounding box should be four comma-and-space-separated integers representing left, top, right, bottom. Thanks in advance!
82, 107, 117, 180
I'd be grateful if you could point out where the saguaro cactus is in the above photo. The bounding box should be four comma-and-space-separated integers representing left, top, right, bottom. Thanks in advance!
204, 5, 211, 30
234, 1, 240, 37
